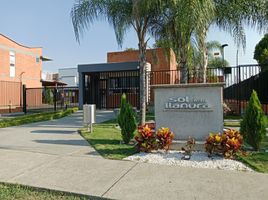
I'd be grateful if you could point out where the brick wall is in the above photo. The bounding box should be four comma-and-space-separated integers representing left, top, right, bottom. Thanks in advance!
107, 48, 177, 71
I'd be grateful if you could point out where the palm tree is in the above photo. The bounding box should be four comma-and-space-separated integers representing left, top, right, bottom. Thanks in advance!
71, 0, 161, 125
151, 0, 215, 83
198, 0, 268, 82
153, 0, 268, 83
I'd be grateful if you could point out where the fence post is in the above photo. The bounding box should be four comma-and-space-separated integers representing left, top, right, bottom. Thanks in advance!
53, 87, 57, 112
22, 84, 27, 114
238, 65, 241, 115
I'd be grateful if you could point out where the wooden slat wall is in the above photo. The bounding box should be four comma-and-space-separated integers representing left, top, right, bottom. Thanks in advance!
26, 89, 42, 107
0, 81, 21, 108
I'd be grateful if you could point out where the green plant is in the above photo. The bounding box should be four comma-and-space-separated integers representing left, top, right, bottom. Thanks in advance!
254, 34, 268, 71
44, 88, 54, 104
181, 137, 196, 159
205, 129, 243, 159
135, 125, 157, 152
117, 93, 137, 144
156, 127, 174, 151
240, 90, 267, 151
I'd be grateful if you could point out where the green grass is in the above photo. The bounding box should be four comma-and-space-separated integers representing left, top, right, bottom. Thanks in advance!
146, 112, 155, 121
80, 120, 137, 160
238, 136, 268, 173
224, 121, 241, 127
238, 152, 268, 173
224, 115, 242, 120
0, 108, 78, 128
0, 182, 104, 200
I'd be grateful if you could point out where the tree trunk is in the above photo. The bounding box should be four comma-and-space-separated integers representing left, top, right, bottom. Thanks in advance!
139, 42, 146, 125
200, 27, 208, 83
180, 61, 188, 84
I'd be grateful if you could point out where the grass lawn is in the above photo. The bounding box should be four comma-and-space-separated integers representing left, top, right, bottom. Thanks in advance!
0, 182, 103, 200
224, 115, 268, 127
80, 119, 137, 160
238, 136, 268, 173
238, 152, 268, 173
0, 108, 78, 128
224, 121, 241, 127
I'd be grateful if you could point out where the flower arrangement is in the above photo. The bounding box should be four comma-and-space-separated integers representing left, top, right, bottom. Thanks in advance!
205, 129, 243, 159
156, 127, 174, 151
135, 125, 157, 152
135, 125, 174, 152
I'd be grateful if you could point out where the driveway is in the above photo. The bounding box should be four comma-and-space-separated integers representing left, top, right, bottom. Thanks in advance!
0, 111, 268, 200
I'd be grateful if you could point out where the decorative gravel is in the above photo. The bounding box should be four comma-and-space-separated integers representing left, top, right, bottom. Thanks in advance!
124, 151, 253, 172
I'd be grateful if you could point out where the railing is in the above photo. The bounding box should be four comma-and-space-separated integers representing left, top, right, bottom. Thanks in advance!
148, 67, 225, 85
24, 86, 79, 113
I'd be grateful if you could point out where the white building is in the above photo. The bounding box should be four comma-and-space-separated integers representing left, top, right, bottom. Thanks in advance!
58, 68, 78, 87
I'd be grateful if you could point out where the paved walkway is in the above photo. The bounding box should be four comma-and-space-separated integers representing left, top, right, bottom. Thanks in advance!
0, 111, 268, 200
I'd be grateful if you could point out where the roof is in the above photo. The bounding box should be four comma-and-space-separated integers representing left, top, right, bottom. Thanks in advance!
0, 33, 42, 49
41, 80, 67, 87
78, 61, 139, 73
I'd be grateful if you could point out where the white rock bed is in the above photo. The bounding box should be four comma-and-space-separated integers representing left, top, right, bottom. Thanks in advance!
124, 151, 253, 172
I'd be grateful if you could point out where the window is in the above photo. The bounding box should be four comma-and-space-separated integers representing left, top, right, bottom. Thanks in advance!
9, 51, 15, 77
36, 57, 40, 63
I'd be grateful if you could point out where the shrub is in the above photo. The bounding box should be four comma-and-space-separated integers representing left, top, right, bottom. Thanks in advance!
156, 127, 174, 151
135, 125, 157, 152
222, 129, 243, 158
240, 90, 267, 151
181, 137, 196, 158
254, 33, 268, 71
205, 129, 243, 159
117, 93, 137, 144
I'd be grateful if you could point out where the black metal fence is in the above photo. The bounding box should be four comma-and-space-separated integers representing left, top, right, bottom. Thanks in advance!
149, 67, 225, 85
148, 65, 268, 115
23, 86, 79, 113
223, 64, 268, 115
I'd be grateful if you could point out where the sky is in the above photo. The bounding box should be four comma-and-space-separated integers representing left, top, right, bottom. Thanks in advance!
0, 0, 265, 73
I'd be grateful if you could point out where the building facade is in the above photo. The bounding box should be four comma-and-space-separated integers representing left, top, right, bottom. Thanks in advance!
0, 34, 44, 113
78, 48, 178, 109
58, 67, 78, 87
0, 34, 42, 88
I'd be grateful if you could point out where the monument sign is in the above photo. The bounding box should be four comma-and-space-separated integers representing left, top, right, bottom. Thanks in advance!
153, 83, 224, 140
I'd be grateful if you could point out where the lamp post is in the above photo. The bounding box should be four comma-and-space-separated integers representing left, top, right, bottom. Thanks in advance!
19, 72, 25, 107
221, 44, 228, 68
221, 44, 228, 83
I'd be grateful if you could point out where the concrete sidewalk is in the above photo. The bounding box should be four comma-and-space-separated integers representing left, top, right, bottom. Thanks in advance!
0, 111, 267, 200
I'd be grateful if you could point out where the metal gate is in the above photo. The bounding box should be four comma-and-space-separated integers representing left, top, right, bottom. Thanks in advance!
84, 71, 140, 109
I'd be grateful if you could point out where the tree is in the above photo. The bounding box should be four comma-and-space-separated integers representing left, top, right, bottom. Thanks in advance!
71, 0, 161, 125
151, 0, 215, 83
254, 34, 268, 71
240, 90, 267, 151
206, 41, 229, 68
208, 58, 229, 68
117, 94, 137, 144
153, 0, 268, 83
200, 0, 268, 80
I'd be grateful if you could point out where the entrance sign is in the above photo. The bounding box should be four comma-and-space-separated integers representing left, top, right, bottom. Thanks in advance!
165, 96, 210, 110
152, 83, 224, 140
